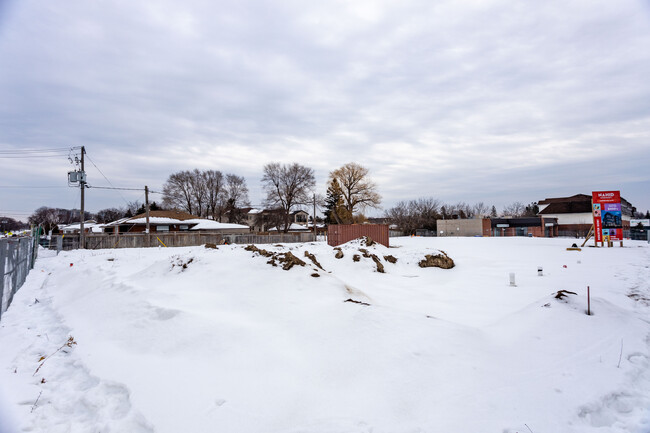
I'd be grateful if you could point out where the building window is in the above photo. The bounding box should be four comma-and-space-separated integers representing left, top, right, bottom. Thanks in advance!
179, 225, 189, 231
156, 225, 169, 232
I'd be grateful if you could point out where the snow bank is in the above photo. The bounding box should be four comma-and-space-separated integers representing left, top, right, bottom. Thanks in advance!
1, 237, 649, 433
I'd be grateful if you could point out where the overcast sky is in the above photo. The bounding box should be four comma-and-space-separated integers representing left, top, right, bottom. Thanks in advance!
1, 0, 649, 221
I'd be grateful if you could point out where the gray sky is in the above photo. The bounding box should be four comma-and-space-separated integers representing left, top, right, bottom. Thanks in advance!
1, 0, 650, 221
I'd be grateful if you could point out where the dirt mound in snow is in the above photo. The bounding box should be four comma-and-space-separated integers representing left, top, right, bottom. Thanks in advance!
304, 251, 324, 270
418, 251, 455, 269
383, 255, 397, 263
245, 245, 306, 270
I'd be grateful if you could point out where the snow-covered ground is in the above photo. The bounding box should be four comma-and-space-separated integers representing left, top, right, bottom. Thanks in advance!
1, 237, 649, 433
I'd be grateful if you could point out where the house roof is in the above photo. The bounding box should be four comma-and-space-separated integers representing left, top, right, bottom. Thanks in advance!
189, 220, 249, 231
491, 217, 557, 227
538, 194, 591, 205
61, 221, 103, 233
102, 217, 131, 227
539, 193, 632, 208
538, 201, 592, 215
268, 223, 311, 232
127, 210, 200, 222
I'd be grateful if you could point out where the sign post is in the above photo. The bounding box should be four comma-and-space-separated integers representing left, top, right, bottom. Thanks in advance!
592, 191, 623, 247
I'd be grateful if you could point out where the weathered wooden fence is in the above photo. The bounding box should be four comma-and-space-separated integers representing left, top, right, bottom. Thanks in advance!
46, 232, 318, 251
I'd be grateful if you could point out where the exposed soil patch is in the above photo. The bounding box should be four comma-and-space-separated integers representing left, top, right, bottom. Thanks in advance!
204, 243, 218, 249
628, 292, 650, 305
555, 290, 577, 300
245, 245, 306, 270
371, 255, 385, 273
418, 251, 455, 269
311, 273, 320, 278
334, 248, 344, 259
383, 255, 397, 264
304, 251, 324, 270
245, 245, 274, 257
351, 248, 385, 273
270, 251, 306, 270
171, 256, 194, 271
344, 298, 371, 306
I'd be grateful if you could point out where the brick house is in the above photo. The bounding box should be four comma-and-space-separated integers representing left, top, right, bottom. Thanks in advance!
102, 210, 249, 235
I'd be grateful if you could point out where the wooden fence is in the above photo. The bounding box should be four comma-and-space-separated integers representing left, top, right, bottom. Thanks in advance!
46, 231, 318, 251
327, 224, 390, 247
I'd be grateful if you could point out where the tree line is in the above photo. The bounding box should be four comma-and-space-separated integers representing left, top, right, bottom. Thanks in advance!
161, 169, 250, 223
384, 200, 542, 235
24, 162, 383, 234
20, 160, 650, 235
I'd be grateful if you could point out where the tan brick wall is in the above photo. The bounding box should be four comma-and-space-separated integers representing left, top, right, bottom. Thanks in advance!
437, 219, 488, 237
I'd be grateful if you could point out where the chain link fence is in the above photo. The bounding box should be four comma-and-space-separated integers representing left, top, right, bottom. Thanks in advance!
0, 237, 38, 321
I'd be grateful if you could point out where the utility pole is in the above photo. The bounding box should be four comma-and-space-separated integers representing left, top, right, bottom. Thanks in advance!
145, 185, 151, 247
313, 193, 317, 242
80, 146, 86, 249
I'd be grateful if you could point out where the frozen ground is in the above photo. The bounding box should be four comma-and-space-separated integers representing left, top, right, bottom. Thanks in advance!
1, 237, 649, 433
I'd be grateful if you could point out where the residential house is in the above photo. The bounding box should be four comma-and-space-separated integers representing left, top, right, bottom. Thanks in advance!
61, 220, 103, 234
247, 208, 311, 232
102, 210, 249, 235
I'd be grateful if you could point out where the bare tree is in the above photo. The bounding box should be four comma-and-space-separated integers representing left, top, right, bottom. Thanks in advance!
28, 207, 62, 232
328, 163, 381, 223
473, 202, 491, 218
224, 174, 251, 223
385, 197, 442, 234
188, 169, 208, 217
162, 171, 194, 214
124, 200, 142, 217
261, 162, 315, 232
0, 216, 26, 232
502, 201, 526, 217
96, 207, 125, 223
385, 201, 415, 234
203, 170, 225, 220
414, 197, 442, 229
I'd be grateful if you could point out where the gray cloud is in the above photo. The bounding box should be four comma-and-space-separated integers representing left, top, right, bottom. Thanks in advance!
1, 0, 649, 220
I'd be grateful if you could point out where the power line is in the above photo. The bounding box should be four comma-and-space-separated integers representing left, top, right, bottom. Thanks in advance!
85, 152, 134, 206
0, 155, 72, 159
87, 185, 147, 192
0, 186, 68, 189
0, 147, 71, 154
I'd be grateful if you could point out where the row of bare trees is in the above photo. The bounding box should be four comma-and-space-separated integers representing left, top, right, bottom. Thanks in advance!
385, 199, 541, 234
161, 169, 250, 223
260, 162, 383, 232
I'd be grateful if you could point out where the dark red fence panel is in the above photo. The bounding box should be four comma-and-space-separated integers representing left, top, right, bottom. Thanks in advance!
327, 224, 389, 247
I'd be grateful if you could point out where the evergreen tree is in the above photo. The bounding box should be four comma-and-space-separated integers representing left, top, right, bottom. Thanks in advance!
490, 205, 498, 218
523, 202, 539, 217
323, 179, 351, 224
